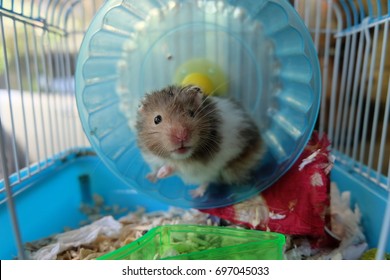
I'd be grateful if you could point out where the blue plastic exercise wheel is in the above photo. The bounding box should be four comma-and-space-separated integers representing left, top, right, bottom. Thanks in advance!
76, 0, 321, 209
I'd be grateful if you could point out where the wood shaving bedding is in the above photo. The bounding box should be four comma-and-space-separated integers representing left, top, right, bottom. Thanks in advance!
24, 182, 372, 260
25, 203, 216, 260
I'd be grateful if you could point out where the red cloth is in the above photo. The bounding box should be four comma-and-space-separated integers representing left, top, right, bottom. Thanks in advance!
201, 132, 333, 237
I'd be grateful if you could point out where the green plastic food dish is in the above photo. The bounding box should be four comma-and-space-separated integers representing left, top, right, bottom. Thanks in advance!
98, 225, 285, 260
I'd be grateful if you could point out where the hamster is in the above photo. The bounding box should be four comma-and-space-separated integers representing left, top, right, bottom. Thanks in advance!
135, 85, 264, 197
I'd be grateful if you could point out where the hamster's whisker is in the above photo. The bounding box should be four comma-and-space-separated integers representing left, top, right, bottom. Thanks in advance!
208, 81, 229, 96
199, 142, 217, 159
144, 140, 166, 157
194, 107, 218, 122
156, 145, 167, 158
201, 136, 221, 147
199, 136, 220, 151
196, 122, 219, 129
194, 100, 216, 114
194, 95, 212, 115
195, 103, 214, 117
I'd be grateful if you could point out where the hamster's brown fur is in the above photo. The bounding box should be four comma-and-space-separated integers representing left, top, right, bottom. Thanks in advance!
135, 85, 264, 196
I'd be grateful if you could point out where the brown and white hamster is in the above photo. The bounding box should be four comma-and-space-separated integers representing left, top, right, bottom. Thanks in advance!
135, 85, 264, 197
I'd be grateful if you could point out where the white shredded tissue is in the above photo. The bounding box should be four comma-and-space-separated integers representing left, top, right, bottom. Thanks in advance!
298, 149, 321, 171
30, 216, 122, 260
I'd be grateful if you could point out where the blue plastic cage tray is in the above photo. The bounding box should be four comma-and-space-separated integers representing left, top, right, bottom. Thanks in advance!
76, 0, 321, 208
1, 153, 389, 259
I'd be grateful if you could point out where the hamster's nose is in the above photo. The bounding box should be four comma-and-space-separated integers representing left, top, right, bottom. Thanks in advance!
170, 127, 190, 144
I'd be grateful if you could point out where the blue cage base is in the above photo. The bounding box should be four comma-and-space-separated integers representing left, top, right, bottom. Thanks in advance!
1, 152, 389, 259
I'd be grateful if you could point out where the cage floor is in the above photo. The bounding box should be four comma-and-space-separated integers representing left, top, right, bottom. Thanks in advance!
0, 153, 169, 259
1, 153, 389, 259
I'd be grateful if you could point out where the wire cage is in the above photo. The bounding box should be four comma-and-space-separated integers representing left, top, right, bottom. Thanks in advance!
294, 0, 390, 259
0, 0, 389, 260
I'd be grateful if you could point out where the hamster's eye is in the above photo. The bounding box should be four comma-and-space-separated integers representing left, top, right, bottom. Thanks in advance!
154, 115, 162, 125
188, 110, 195, 118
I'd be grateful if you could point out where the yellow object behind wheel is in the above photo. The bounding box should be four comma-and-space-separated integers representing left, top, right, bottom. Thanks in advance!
174, 58, 228, 96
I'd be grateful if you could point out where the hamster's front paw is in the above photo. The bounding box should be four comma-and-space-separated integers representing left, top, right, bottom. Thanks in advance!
146, 172, 158, 183
190, 183, 209, 198
156, 165, 175, 179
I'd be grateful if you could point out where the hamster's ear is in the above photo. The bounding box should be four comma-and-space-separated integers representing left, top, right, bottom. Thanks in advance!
138, 96, 147, 113
138, 100, 145, 113
187, 86, 204, 105
189, 86, 202, 93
